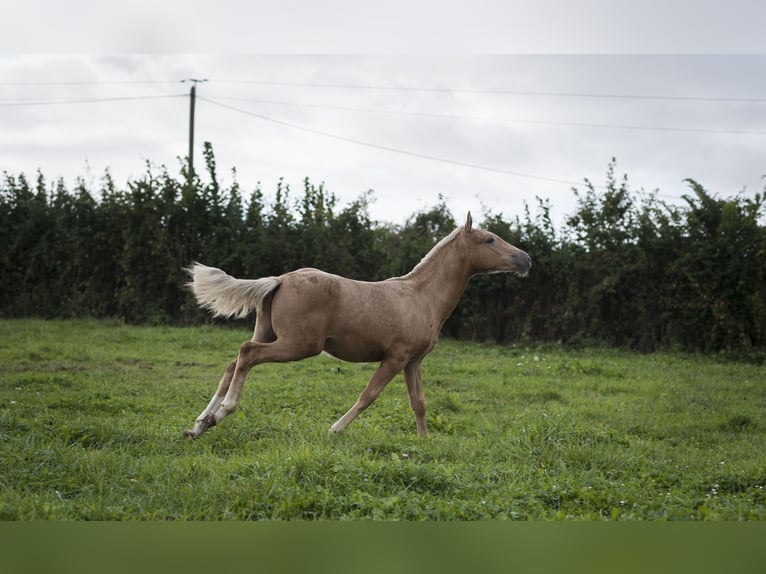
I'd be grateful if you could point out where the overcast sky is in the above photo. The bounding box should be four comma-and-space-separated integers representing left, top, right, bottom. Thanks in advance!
2, 4, 765, 227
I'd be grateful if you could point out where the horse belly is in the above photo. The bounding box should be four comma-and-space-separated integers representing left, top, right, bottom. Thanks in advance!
323, 335, 386, 363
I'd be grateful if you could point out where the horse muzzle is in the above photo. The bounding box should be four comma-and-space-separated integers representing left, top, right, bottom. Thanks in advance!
512, 250, 532, 277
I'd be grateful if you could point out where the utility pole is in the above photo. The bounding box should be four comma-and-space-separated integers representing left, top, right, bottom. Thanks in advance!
182, 78, 207, 190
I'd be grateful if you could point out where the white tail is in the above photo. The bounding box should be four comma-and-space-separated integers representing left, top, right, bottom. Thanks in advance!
187, 263, 281, 319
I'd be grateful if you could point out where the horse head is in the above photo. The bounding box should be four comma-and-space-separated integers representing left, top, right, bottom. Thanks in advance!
460, 212, 532, 277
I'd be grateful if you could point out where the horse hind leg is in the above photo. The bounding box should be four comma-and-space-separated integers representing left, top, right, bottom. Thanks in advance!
185, 334, 323, 439
183, 312, 278, 440
215, 337, 324, 423
184, 359, 236, 439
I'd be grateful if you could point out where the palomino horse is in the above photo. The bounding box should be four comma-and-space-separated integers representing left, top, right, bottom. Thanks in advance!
184, 212, 531, 440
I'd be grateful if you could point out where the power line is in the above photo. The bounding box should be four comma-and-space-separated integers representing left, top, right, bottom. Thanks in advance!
3, 92, 759, 142
198, 96, 599, 188
4, 77, 764, 103
0, 81, 734, 201
210, 79, 766, 104
0, 94, 186, 106
0, 80, 182, 86
205, 94, 766, 136
9, 77, 762, 103
6, 90, 762, 136
202, 96, 703, 201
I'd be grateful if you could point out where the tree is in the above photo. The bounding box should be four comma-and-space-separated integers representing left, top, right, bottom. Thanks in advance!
1, 153, 764, 352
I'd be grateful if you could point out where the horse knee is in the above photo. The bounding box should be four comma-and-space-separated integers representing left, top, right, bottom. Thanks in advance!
410, 398, 426, 417
234, 341, 265, 373
237, 341, 257, 362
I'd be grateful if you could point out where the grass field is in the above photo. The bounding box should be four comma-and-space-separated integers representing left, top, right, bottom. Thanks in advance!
0, 319, 764, 520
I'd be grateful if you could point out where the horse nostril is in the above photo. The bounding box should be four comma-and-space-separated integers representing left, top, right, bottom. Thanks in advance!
512, 250, 532, 273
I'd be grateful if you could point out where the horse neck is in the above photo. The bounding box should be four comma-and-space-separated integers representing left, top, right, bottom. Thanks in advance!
402, 234, 473, 320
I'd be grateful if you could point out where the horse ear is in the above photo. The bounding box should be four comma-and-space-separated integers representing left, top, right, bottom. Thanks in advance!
464, 211, 473, 233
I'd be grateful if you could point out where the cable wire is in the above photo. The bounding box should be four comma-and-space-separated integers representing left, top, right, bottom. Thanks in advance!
202, 97, 707, 201
0, 94, 186, 106
0, 80, 183, 86
199, 96, 599, 188
205, 95, 766, 136
209, 80, 766, 104
4, 77, 763, 103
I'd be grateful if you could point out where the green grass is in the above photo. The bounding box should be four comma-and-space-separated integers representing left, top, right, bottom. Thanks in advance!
0, 319, 764, 520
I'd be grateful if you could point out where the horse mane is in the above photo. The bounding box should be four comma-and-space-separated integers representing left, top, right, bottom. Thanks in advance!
399, 226, 462, 280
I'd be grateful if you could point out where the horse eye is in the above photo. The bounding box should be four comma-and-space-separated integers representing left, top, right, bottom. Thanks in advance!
484, 236, 495, 244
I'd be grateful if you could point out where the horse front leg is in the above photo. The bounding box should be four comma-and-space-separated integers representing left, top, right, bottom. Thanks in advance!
329, 357, 406, 435
184, 359, 236, 439
404, 360, 429, 439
